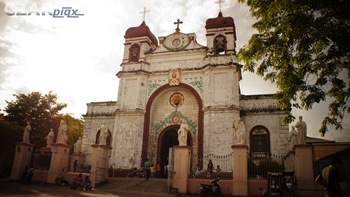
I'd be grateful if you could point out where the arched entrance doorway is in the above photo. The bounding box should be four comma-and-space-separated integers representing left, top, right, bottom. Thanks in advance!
142, 83, 204, 168
157, 125, 191, 178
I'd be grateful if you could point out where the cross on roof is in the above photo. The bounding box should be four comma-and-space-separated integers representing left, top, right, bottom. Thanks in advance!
174, 19, 183, 32
140, 7, 150, 22
215, 0, 225, 12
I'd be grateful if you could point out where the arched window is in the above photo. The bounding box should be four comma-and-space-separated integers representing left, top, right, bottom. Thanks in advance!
250, 126, 270, 157
214, 35, 226, 55
129, 44, 140, 62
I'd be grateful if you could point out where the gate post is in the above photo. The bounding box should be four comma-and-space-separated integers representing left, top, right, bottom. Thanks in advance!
90, 144, 112, 187
47, 143, 70, 184
10, 142, 35, 180
173, 145, 191, 194
294, 144, 314, 196
232, 145, 248, 196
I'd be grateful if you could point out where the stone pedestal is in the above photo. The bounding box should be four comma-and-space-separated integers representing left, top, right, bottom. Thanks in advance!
294, 144, 314, 196
10, 142, 35, 180
47, 143, 70, 184
232, 145, 248, 196
173, 146, 191, 194
40, 147, 52, 154
90, 144, 112, 187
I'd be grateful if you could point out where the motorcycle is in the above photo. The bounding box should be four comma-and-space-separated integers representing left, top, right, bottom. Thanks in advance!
200, 178, 222, 197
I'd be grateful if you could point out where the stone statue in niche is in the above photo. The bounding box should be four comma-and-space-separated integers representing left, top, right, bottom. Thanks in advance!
45, 128, 55, 147
99, 125, 108, 145
56, 120, 68, 144
23, 120, 31, 144
177, 124, 189, 146
288, 126, 298, 150
295, 116, 307, 144
233, 118, 246, 145
74, 137, 82, 153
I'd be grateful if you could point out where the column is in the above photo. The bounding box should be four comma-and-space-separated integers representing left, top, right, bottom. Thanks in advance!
173, 146, 191, 194
232, 145, 248, 196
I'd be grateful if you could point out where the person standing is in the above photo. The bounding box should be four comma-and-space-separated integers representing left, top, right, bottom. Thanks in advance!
216, 165, 221, 178
73, 160, 78, 172
156, 162, 161, 177
322, 158, 342, 197
207, 159, 214, 178
150, 164, 155, 178
144, 158, 151, 180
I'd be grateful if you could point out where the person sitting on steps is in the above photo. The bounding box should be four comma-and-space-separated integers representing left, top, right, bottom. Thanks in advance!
71, 173, 83, 189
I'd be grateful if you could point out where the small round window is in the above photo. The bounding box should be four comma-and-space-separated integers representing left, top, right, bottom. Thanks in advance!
172, 38, 181, 47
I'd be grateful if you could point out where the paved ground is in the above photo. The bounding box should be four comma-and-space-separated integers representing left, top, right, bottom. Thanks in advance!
0, 177, 201, 197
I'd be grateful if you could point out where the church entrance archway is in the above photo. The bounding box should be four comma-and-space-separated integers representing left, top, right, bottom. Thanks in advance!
142, 83, 203, 167
157, 125, 192, 178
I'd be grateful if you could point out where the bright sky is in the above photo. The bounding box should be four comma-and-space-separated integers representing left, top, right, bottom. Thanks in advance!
0, 0, 349, 142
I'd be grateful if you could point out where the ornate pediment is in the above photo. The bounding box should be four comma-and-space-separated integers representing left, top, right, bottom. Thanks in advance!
153, 32, 205, 53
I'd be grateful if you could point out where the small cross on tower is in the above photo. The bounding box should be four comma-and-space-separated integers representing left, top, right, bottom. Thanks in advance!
174, 19, 183, 32
140, 7, 150, 22
215, 0, 225, 12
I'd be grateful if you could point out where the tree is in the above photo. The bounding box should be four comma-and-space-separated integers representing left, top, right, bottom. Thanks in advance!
4, 91, 67, 147
0, 121, 22, 176
238, 0, 350, 135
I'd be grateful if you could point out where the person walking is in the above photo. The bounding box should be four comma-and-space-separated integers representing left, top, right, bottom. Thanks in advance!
144, 158, 151, 180
321, 157, 343, 197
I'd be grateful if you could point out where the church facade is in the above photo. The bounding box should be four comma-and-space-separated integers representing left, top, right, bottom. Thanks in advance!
81, 12, 290, 171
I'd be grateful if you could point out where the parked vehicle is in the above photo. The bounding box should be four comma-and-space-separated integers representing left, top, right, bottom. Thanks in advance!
200, 178, 222, 197
266, 171, 295, 197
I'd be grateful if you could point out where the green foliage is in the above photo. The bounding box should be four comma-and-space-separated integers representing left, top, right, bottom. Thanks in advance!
3, 92, 84, 151
238, 0, 350, 136
4, 91, 67, 147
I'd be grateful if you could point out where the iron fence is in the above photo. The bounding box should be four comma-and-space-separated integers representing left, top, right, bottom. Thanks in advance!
248, 155, 285, 179
190, 153, 233, 179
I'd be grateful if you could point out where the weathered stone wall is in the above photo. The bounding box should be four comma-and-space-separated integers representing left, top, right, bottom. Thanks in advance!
203, 109, 240, 156
111, 112, 144, 168
82, 102, 116, 165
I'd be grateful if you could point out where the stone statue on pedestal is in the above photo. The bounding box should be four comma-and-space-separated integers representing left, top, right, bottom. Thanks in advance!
288, 126, 298, 150
177, 124, 189, 146
74, 137, 82, 153
295, 116, 307, 144
23, 121, 31, 144
45, 128, 55, 148
233, 118, 246, 144
56, 120, 68, 144
99, 125, 107, 145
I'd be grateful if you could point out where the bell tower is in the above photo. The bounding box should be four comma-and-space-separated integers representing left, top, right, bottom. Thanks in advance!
205, 12, 237, 55
122, 21, 158, 64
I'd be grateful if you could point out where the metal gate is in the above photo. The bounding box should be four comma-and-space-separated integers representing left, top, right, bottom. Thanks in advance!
167, 147, 174, 191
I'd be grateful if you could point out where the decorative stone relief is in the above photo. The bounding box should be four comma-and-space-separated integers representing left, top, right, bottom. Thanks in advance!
148, 80, 166, 96
168, 68, 181, 86
186, 77, 203, 93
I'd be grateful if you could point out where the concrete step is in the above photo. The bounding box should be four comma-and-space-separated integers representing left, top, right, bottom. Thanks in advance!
98, 177, 172, 195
